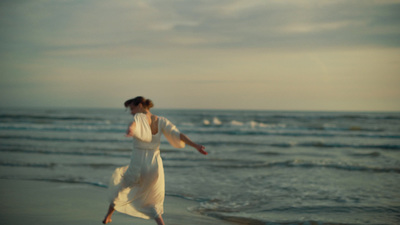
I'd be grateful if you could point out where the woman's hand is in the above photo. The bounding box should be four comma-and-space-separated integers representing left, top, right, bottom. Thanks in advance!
196, 144, 208, 155
125, 122, 135, 137
180, 133, 208, 155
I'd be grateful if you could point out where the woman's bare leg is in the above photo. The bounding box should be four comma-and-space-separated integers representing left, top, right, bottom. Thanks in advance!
155, 215, 165, 225
102, 204, 115, 224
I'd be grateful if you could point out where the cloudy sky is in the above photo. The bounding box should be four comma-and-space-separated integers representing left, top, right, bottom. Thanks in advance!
1, 0, 399, 111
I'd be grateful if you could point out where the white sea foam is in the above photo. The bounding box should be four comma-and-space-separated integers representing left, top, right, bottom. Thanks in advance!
203, 119, 210, 125
230, 120, 244, 126
212, 117, 222, 125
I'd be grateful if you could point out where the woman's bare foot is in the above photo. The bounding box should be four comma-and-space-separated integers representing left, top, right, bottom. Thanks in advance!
155, 215, 165, 225
102, 204, 115, 224
102, 217, 112, 224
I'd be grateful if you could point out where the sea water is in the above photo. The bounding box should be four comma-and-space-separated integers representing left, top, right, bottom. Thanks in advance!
0, 108, 399, 225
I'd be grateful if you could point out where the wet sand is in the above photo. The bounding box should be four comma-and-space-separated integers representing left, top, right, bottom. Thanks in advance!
0, 179, 234, 225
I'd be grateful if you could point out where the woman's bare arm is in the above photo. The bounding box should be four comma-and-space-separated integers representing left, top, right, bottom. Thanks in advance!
125, 121, 136, 137
180, 133, 208, 155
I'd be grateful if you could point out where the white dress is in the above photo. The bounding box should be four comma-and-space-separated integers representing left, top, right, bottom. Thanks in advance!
107, 113, 185, 219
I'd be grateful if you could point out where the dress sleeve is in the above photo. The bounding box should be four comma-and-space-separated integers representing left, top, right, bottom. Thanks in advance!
160, 117, 185, 148
132, 113, 152, 142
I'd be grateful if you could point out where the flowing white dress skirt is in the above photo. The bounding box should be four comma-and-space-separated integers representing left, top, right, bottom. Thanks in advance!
107, 113, 185, 219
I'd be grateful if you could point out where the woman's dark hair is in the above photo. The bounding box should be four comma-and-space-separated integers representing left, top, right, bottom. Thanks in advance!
124, 96, 154, 109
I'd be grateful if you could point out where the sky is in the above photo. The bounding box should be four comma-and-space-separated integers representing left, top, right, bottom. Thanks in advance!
1, 0, 400, 111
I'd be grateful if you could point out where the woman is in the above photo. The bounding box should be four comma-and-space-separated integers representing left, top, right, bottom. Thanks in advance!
102, 96, 207, 225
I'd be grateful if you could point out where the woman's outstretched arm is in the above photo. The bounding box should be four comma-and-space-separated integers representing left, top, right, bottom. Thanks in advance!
180, 133, 208, 155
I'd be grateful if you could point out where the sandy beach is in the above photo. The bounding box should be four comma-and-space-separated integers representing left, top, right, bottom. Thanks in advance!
0, 179, 234, 225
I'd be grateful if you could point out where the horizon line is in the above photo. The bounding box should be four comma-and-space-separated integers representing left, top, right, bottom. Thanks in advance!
1, 106, 399, 113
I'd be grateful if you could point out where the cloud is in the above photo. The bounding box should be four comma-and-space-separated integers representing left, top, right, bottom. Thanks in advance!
281, 21, 359, 34
2, 0, 399, 58
1, 0, 399, 110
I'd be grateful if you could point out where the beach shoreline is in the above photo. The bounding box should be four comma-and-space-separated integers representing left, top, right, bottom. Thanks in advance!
1, 109, 398, 225
0, 179, 235, 225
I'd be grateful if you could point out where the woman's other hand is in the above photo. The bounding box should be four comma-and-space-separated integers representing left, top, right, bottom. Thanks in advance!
196, 144, 208, 155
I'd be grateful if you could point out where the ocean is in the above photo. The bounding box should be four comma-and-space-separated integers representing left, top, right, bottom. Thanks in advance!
0, 108, 399, 225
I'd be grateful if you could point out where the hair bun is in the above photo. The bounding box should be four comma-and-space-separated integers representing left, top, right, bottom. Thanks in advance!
145, 99, 154, 109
